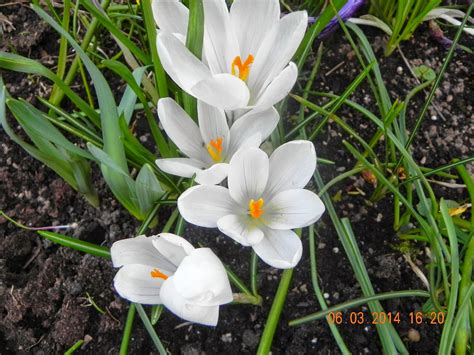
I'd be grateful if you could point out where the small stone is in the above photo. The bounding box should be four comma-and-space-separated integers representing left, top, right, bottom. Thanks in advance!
242, 329, 259, 348
396, 66, 403, 75
221, 333, 233, 343
332, 247, 339, 253
323, 293, 330, 299
408, 328, 421, 342
311, 338, 318, 344
430, 115, 437, 121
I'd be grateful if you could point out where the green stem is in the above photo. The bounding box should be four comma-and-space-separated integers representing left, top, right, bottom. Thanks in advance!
256, 268, 294, 355
49, 0, 112, 108
135, 304, 167, 355
119, 304, 136, 355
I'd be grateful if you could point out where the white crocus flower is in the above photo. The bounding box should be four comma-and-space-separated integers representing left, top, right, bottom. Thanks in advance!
177, 141, 325, 269
153, 0, 308, 111
111, 233, 233, 326
155, 98, 278, 185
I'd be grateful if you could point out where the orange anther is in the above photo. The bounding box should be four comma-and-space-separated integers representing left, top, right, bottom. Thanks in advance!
249, 198, 265, 219
150, 268, 168, 280
207, 137, 224, 162
231, 55, 254, 81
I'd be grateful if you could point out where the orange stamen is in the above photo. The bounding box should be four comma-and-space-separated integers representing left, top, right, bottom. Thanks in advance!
150, 268, 168, 280
248, 198, 265, 219
207, 137, 224, 162
231, 54, 254, 81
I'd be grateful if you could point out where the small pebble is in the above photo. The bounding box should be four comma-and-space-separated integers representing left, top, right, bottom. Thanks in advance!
323, 292, 330, 299
396, 66, 403, 74
332, 247, 339, 254
430, 115, 438, 121
408, 328, 421, 342
221, 333, 233, 343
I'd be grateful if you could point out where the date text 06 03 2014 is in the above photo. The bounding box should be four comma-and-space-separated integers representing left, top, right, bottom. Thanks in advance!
327, 311, 445, 325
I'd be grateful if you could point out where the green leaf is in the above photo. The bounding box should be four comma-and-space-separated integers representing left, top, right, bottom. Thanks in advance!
38, 231, 110, 259
7, 98, 93, 160
0, 51, 100, 125
413, 65, 436, 82
116, 65, 148, 125
79, 0, 150, 65
136, 164, 164, 215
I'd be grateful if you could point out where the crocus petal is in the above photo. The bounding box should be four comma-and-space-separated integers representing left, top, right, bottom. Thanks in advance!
157, 98, 209, 163
178, 185, 239, 228
263, 140, 316, 199
230, 0, 280, 60
228, 147, 269, 205
217, 214, 264, 246
227, 107, 279, 156
152, 233, 195, 268
190, 73, 250, 110
157, 32, 212, 89
156, 158, 204, 178
248, 11, 307, 96
202, 0, 239, 74
197, 101, 230, 155
252, 228, 302, 269
195, 163, 229, 185
172, 248, 233, 306
160, 276, 220, 326
152, 0, 189, 36
265, 189, 325, 229
114, 264, 170, 304
253, 62, 298, 109
111, 235, 176, 271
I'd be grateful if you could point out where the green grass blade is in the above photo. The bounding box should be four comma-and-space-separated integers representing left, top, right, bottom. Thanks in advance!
37, 231, 110, 259
290, 289, 430, 326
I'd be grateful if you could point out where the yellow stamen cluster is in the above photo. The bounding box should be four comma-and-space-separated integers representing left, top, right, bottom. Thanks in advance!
207, 138, 224, 162
231, 55, 254, 81
248, 198, 265, 219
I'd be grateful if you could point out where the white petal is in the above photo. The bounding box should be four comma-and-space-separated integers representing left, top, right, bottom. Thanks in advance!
173, 248, 233, 306
178, 185, 238, 228
228, 147, 269, 205
248, 11, 307, 97
197, 101, 230, 155
228, 107, 279, 156
202, 0, 239, 74
230, 0, 280, 60
152, 0, 189, 36
152, 233, 195, 268
264, 140, 316, 199
253, 62, 298, 109
157, 98, 208, 162
217, 214, 264, 246
190, 73, 250, 110
195, 163, 229, 185
111, 235, 176, 271
156, 158, 204, 178
252, 228, 302, 269
114, 264, 170, 304
160, 276, 220, 326
157, 32, 211, 92
265, 189, 325, 229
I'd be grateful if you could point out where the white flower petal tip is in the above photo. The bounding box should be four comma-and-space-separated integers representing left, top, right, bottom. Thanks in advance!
266, 189, 326, 230
191, 74, 250, 110
160, 277, 220, 326
156, 158, 204, 178
111, 235, 232, 326
217, 214, 264, 246
178, 185, 236, 228
195, 163, 230, 185
253, 229, 303, 269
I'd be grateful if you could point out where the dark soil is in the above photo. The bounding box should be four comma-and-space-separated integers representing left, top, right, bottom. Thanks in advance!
1, 3, 472, 354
